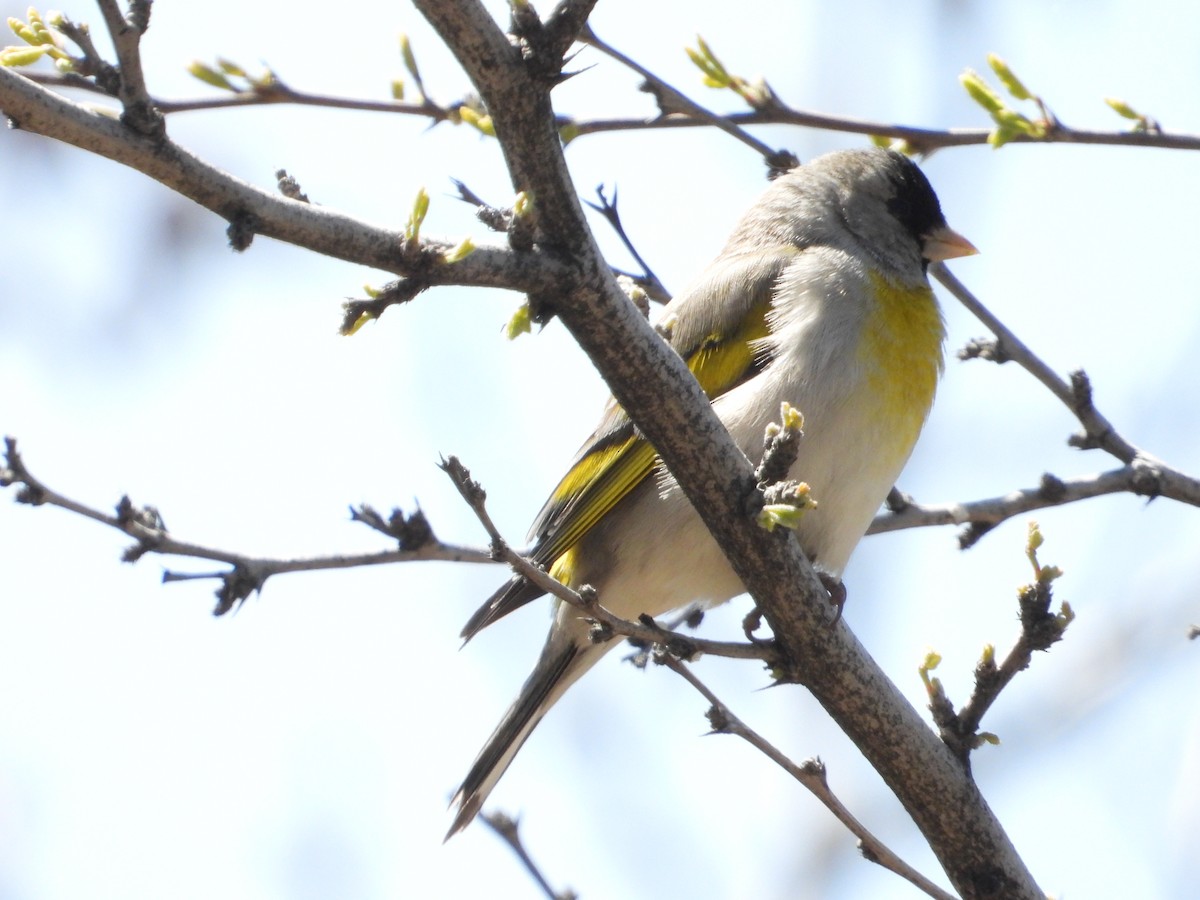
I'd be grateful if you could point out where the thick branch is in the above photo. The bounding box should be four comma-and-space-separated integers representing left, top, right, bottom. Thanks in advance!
0, 67, 567, 294
415, 2, 1039, 897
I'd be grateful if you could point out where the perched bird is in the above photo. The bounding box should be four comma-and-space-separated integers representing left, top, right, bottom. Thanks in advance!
448, 147, 976, 836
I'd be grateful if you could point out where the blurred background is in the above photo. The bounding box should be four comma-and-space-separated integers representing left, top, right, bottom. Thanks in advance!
2, 1, 1199, 897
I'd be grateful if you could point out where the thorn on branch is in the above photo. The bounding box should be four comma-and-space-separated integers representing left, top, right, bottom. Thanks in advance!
957, 520, 994, 550
764, 149, 800, 179
212, 565, 267, 616
350, 503, 435, 551
1037, 472, 1067, 503
957, 336, 1010, 364
1128, 456, 1164, 499
275, 169, 310, 203
885, 486, 913, 514
451, 179, 512, 232
226, 209, 260, 251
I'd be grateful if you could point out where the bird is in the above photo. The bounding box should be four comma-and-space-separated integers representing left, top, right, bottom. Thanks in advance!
447, 147, 976, 837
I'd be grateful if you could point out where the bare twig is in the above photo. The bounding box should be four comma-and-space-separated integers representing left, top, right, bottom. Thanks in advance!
481, 811, 577, 900
95, 0, 162, 137
21, 52, 1200, 154
933, 265, 1200, 509
1, 437, 492, 615
660, 654, 957, 900
438, 455, 775, 663
934, 265, 1134, 459
868, 466, 1182, 547
585, 184, 669, 302
577, 25, 798, 176
567, 110, 1200, 152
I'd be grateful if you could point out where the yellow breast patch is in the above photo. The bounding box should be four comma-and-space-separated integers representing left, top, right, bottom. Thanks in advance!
857, 271, 946, 460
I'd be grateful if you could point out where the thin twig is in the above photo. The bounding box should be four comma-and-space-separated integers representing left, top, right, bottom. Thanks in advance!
868, 465, 1185, 546
933, 265, 1200, 510
0, 437, 492, 614
585, 184, 669, 301
660, 654, 957, 900
481, 811, 577, 900
932, 264, 1135, 459
566, 110, 1200, 152
438, 455, 775, 663
577, 25, 798, 175
23, 68, 1200, 152
923, 533, 1071, 762
95, 0, 162, 137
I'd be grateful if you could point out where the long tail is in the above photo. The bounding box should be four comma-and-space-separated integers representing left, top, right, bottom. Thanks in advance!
446, 630, 602, 838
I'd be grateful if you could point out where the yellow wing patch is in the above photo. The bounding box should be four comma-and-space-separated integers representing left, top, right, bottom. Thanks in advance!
686, 300, 773, 398
535, 437, 659, 569
533, 298, 773, 577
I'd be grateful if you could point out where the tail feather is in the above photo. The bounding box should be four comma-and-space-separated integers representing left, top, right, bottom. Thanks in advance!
446, 639, 577, 838
447, 623, 616, 838
460, 574, 546, 642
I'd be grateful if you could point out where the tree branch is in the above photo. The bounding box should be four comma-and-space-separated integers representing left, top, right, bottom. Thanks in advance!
869, 465, 1186, 547
923, 528, 1071, 762
567, 109, 1200, 152
577, 25, 797, 176
934, 264, 1200, 508
0, 437, 492, 615
0, 66, 570, 298
95, 0, 162, 137
480, 811, 577, 900
662, 654, 958, 900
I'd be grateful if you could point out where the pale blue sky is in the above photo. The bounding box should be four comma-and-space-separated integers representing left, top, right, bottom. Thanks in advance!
2, 2, 1199, 898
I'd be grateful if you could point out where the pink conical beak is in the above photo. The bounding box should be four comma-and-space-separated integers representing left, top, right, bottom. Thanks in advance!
922, 225, 978, 262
